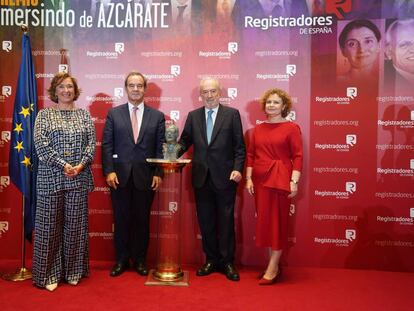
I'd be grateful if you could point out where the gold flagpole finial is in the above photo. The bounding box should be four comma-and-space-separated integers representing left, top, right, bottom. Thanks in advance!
21, 24, 29, 33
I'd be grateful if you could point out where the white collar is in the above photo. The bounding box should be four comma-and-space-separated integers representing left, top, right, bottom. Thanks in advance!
128, 102, 144, 111
205, 105, 219, 114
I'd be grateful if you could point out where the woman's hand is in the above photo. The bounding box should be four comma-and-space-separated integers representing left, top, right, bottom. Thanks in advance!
64, 163, 84, 178
72, 164, 84, 176
288, 181, 298, 198
64, 163, 76, 178
246, 178, 254, 195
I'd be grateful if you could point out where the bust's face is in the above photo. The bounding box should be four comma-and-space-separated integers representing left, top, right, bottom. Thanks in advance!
166, 126, 178, 142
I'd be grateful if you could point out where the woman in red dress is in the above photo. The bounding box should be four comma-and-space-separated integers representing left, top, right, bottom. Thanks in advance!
246, 88, 303, 285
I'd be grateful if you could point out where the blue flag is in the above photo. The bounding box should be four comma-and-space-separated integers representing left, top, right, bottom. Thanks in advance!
8, 32, 38, 242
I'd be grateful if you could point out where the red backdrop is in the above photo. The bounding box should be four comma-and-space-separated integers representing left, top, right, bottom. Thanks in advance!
0, 0, 413, 272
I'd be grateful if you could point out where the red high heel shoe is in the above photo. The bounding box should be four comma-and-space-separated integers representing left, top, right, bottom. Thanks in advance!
258, 266, 282, 285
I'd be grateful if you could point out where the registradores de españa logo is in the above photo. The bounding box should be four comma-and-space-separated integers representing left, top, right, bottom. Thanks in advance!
0, 86, 11, 103
168, 202, 178, 214
58, 64, 69, 73
0, 221, 9, 237
2, 86, 11, 97
86, 42, 125, 59
0, 176, 10, 191
315, 134, 357, 152
198, 42, 239, 59
2, 41, 12, 52
220, 87, 238, 104
256, 64, 297, 82
315, 87, 357, 104
1, 131, 11, 144
314, 229, 357, 247
145, 65, 181, 82
114, 87, 124, 100
227, 88, 237, 100
170, 110, 180, 122
314, 182, 357, 199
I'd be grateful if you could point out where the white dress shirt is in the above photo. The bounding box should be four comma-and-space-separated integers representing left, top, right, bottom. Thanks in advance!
205, 105, 219, 127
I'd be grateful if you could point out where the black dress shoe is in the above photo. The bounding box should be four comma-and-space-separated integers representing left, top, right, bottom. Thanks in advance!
134, 262, 149, 276
196, 262, 216, 276
224, 263, 240, 282
110, 262, 129, 277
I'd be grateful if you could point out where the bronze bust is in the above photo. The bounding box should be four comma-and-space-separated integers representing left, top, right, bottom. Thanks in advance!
162, 123, 182, 161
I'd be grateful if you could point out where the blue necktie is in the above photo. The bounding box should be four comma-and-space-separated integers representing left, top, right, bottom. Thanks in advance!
206, 109, 213, 144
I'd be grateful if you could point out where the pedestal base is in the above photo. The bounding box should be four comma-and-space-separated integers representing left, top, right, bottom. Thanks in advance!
145, 269, 189, 287
2, 267, 32, 281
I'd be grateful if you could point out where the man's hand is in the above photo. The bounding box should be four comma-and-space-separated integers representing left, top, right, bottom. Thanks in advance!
106, 172, 119, 190
229, 170, 242, 183
152, 176, 162, 190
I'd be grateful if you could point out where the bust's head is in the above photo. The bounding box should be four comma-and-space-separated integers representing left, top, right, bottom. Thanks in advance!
165, 124, 179, 143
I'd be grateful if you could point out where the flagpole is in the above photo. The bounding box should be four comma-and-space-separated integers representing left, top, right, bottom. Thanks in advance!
2, 24, 33, 282
2, 196, 32, 281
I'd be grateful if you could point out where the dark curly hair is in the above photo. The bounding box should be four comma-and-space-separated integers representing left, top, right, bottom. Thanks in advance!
339, 19, 381, 50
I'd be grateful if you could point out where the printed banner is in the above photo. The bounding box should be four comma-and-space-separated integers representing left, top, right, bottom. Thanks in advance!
0, 0, 413, 271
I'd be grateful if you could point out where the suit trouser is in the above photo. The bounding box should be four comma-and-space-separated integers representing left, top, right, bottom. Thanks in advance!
111, 175, 154, 264
194, 175, 236, 267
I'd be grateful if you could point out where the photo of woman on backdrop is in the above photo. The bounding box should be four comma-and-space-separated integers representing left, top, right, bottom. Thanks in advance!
337, 19, 382, 83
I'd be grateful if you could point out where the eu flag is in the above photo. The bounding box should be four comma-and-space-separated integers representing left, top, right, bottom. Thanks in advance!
8, 32, 38, 242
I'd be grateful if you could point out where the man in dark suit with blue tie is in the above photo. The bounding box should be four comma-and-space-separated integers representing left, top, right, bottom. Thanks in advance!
179, 77, 246, 281
102, 72, 165, 277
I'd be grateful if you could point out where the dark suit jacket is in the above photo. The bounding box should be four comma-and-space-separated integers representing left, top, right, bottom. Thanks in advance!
102, 103, 165, 190
179, 104, 246, 190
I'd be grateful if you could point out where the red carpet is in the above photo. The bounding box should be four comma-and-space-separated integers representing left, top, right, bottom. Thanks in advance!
1, 261, 413, 311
